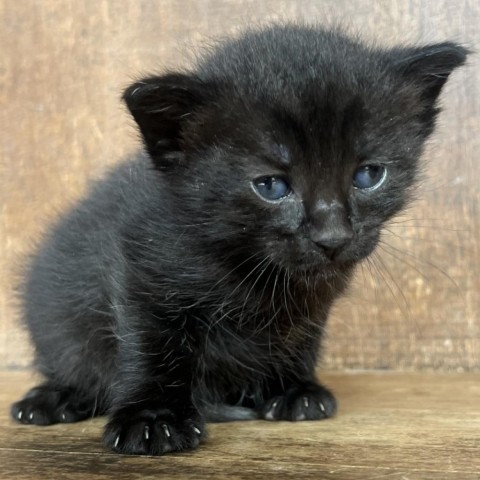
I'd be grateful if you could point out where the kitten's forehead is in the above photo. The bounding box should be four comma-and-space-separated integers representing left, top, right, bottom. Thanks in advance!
198, 25, 388, 102
257, 93, 366, 174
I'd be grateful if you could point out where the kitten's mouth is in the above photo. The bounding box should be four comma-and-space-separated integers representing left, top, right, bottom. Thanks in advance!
294, 260, 346, 277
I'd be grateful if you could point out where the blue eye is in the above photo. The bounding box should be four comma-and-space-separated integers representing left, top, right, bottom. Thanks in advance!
253, 176, 291, 201
353, 165, 386, 190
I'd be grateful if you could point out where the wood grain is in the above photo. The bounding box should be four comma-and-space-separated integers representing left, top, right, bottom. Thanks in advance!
1, 370, 479, 479
1, 0, 479, 370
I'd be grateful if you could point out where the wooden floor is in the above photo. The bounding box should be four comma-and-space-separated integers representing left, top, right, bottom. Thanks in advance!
0, 371, 479, 479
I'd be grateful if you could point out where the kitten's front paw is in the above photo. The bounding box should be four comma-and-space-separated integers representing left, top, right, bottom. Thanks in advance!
11, 383, 95, 425
103, 407, 205, 455
261, 383, 337, 422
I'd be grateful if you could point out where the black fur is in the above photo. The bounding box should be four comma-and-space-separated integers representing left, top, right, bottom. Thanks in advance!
11, 24, 468, 455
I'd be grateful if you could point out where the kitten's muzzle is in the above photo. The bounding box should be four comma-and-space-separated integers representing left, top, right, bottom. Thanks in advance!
307, 207, 354, 261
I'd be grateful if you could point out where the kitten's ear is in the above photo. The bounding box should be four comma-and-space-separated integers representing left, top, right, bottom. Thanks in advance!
392, 43, 470, 102
123, 73, 211, 167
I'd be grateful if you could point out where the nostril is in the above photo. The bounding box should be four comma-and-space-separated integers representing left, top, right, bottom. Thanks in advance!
321, 246, 337, 260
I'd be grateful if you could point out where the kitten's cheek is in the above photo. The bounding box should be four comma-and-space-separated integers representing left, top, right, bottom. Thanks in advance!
337, 228, 379, 263
354, 232, 381, 260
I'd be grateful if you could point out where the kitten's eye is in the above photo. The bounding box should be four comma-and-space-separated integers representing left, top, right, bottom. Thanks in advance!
353, 165, 386, 190
253, 176, 291, 201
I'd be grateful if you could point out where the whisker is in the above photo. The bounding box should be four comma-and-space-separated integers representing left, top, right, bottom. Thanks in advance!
387, 217, 469, 232
282, 269, 295, 342
380, 240, 460, 291
369, 252, 412, 322
237, 257, 271, 327
383, 228, 466, 250
210, 256, 270, 326
385, 235, 470, 248
378, 243, 430, 282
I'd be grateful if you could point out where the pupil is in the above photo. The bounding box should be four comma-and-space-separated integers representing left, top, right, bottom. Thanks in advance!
253, 176, 290, 201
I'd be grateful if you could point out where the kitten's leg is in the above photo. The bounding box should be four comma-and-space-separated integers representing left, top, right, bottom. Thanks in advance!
103, 321, 205, 456
11, 382, 100, 425
259, 334, 337, 421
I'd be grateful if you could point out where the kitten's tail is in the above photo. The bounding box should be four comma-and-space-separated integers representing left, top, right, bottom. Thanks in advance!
203, 404, 258, 422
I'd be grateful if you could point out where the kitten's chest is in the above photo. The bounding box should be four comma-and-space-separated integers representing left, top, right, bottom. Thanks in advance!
197, 303, 322, 393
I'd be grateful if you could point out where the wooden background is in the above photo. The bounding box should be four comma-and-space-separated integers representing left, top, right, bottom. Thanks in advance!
1, 0, 478, 371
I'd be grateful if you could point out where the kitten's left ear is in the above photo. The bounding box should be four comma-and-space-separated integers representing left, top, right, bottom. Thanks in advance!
392, 42, 470, 102
123, 73, 214, 168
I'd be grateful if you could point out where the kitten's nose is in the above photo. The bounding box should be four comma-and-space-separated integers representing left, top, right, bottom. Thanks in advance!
309, 222, 354, 260
312, 230, 353, 259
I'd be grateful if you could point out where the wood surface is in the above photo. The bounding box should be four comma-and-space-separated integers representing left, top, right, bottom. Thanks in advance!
1, 0, 479, 370
0, 370, 479, 479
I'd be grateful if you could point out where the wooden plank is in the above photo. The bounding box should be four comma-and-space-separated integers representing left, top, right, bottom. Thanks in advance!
1, 371, 479, 479
0, 1, 479, 370
1, 449, 479, 480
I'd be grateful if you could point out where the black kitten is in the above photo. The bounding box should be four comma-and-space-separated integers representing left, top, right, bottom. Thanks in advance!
12, 25, 467, 455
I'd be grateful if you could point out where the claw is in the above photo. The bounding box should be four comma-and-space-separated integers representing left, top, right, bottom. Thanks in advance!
61, 413, 66, 421
319, 401, 325, 413
28, 412, 34, 421
193, 426, 201, 436
114, 435, 120, 448
303, 396, 309, 408
17, 410, 23, 421
162, 424, 171, 438
265, 399, 279, 420
144, 425, 150, 440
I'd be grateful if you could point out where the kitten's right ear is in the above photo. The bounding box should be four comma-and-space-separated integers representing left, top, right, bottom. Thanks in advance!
123, 73, 211, 168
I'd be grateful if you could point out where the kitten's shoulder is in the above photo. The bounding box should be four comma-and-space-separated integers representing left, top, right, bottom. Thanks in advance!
45, 153, 165, 248
82, 153, 163, 213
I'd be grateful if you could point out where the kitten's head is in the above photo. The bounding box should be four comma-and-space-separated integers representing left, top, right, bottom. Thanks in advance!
124, 25, 468, 275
